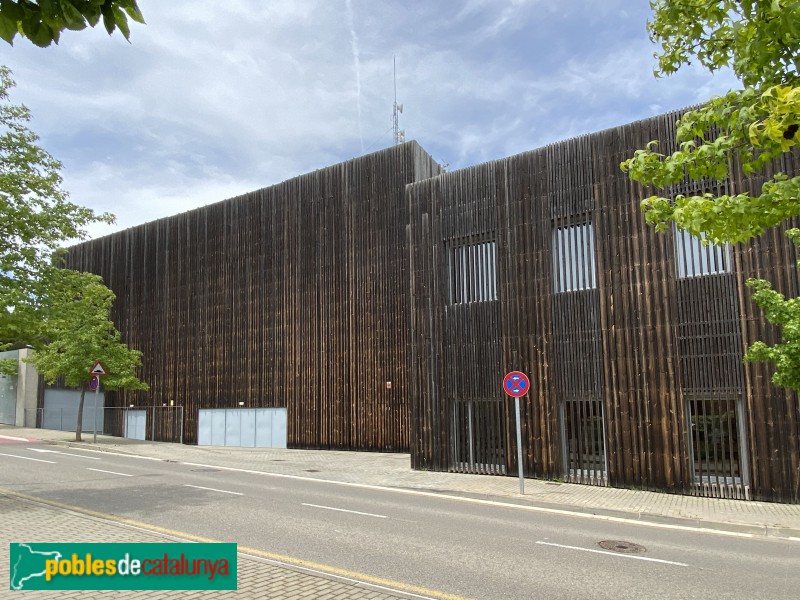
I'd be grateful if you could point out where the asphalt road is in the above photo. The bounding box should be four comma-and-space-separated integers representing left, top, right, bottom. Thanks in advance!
1, 438, 797, 600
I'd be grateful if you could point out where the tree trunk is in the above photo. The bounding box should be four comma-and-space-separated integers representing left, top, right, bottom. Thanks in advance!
75, 382, 86, 442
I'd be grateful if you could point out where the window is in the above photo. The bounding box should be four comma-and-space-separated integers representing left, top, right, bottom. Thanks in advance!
685, 392, 747, 486
553, 223, 596, 293
560, 394, 607, 482
450, 239, 497, 304
675, 228, 731, 278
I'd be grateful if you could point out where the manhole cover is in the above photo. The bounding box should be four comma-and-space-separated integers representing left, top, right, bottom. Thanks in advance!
304, 469, 320, 473
598, 540, 646, 554
191, 468, 221, 472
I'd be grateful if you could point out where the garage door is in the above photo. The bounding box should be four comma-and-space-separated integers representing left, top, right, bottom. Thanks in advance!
42, 389, 105, 433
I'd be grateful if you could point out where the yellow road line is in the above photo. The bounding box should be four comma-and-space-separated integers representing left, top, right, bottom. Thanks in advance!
0, 487, 473, 600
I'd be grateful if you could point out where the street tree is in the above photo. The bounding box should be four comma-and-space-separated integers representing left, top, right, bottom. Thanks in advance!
28, 268, 148, 441
621, 0, 800, 389
0, 66, 113, 355
0, 0, 144, 47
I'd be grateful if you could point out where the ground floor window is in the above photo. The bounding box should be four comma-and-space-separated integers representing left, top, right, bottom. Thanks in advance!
685, 392, 748, 489
450, 399, 506, 475
560, 394, 607, 484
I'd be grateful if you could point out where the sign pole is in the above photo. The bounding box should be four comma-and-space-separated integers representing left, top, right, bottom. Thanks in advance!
88, 362, 108, 444
503, 370, 531, 496
93, 381, 99, 444
515, 396, 524, 495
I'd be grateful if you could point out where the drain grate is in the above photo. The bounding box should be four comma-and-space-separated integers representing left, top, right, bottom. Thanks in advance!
598, 540, 646, 554
304, 469, 320, 473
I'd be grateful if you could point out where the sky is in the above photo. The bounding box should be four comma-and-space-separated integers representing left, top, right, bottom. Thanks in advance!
0, 0, 740, 239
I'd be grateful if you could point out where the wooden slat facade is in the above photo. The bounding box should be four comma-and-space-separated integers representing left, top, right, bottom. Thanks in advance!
65, 142, 441, 450
407, 110, 800, 503
63, 108, 800, 502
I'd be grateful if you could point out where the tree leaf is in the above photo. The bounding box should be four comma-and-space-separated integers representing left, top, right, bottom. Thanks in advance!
0, 11, 17, 43
58, 0, 87, 29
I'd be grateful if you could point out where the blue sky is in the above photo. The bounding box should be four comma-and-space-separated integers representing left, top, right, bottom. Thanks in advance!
0, 0, 738, 238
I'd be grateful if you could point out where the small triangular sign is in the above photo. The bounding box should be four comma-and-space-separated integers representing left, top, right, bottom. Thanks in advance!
90, 361, 107, 376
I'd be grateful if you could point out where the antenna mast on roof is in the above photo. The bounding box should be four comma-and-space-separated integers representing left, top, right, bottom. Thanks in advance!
393, 56, 405, 145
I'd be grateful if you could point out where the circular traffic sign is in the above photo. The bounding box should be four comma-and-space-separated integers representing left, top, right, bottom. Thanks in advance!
89, 375, 100, 391
503, 371, 530, 397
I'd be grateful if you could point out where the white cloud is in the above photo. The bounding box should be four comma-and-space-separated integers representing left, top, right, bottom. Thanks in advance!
0, 0, 736, 236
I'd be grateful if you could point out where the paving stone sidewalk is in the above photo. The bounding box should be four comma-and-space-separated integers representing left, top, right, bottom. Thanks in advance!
0, 492, 410, 599
4, 425, 800, 539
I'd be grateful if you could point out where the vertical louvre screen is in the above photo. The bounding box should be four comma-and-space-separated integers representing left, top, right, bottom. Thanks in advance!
561, 395, 607, 484
675, 228, 731, 278
450, 240, 497, 304
553, 223, 596, 292
450, 399, 506, 475
686, 392, 749, 498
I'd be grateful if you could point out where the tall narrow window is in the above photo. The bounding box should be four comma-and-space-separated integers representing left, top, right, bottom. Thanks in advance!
685, 392, 747, 487
553, 222, 596, 293
450, 239, 497, 304
560, 394, 607, 482
675, 228, 731, 278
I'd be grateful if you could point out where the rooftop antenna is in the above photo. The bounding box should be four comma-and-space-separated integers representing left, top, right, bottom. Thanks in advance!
393, 56, 405, 145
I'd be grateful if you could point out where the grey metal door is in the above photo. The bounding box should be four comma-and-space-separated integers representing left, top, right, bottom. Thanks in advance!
0, 350, 18, 425
0, 374, 16, 425
124, 410, 146, 440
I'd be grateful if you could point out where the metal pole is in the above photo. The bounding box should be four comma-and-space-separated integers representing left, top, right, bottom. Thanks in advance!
93, 383, 99, 443
515, 396, 524, 495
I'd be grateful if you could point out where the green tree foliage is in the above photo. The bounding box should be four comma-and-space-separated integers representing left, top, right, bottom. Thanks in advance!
0, 66, 145, 433
0, 0, 144, 47
0, 65, 113, 350
28, 269, 148, 441
621, 1, 800, 388
0, 356, 15, 376
744, 229, 800, 389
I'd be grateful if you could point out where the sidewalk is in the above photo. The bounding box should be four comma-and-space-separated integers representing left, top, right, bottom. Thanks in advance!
0, 492, 410, 599
4, 425, 800, 540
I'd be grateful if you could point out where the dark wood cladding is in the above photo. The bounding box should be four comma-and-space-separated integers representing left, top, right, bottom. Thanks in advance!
407, 111, 800, 502
66, 142, 442, 449
62, 105, 799, 502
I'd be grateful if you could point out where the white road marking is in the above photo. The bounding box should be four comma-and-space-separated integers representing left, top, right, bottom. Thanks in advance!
536, 541, 689, 567
29, 448, 101, 460
184, 484, 243, 496
57, 447, 164, 461
302, 503, 388, 519
0, 434, 30, 442
87, 468, 133, 477
53, 452, 791, 543
0, 452, 55, 464
178, 461, 768, 540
